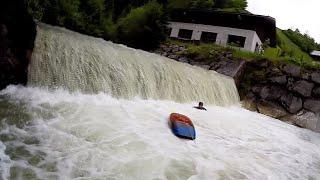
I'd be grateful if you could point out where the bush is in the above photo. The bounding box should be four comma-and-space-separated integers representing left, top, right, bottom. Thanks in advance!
117, 1, 167, 50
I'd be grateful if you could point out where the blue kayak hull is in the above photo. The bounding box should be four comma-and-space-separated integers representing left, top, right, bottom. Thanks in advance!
171, 121, 196, 140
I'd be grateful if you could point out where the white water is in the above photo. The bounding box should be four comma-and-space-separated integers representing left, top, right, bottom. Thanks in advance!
1, 24, 320, 180
28, 24, 239, 106
1, 86, 320, 180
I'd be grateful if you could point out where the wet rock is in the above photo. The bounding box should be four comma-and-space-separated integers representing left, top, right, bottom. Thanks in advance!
287, 111, 320, 132
311, 72, 320, 84
177, 57, 188, 63
212, 59, 246, 86
280, 94, 303, 114
269, 75, 287, 85
304, 99, 320, 113
292, 80, 314, 97
241, 96, 257, 112
161, 52, 168, 57
257, 101, 288, 119
168, 54, 178, 60
282, 64, 301, 77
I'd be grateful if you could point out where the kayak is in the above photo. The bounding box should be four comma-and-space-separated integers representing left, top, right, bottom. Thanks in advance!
169, 113, 196, 140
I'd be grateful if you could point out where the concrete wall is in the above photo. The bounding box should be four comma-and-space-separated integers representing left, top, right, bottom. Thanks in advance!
168, 21, 262, 52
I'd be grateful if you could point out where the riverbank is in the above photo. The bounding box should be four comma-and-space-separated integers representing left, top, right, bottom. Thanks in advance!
154, 41, 320, 133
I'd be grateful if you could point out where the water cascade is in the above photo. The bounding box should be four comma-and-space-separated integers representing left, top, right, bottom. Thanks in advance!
28, 24, 239, 106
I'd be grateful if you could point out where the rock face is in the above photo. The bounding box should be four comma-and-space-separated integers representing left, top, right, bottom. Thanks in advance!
304, 99, 320, 113
240, 57, 320, 133
269, 75, 287, 85
154, 43, 246, 88
313, 87, 320, 97
280, 94, 303, 113
287, 111, 320, 132
257, 101, 287, 119
0, 0, 36, 90
311, 72, 320, 84
292, 80, 314, 97
282, 64, 301, 77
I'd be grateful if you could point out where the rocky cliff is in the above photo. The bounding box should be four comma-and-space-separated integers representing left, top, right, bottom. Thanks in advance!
0, 0, 36, 89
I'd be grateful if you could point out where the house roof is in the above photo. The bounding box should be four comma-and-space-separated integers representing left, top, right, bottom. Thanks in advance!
311, 51, 320, 57
169, 9, 277, 47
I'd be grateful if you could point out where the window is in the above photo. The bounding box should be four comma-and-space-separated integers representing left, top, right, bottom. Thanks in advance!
227, 35, 246, 48
200, 32, 217, 43
178, 29, 193, 39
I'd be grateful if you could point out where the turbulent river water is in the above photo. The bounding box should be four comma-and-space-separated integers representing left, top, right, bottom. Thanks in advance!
0, 24, 320, 180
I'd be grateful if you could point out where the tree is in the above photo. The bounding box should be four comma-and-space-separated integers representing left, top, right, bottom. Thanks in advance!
191, 0, 215, 9
117, 1, 166, 50
214, 0, 247, 10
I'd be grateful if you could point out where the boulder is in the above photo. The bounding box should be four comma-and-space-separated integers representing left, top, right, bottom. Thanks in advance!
304, 99, 320, 113
269, 75, 287, 85
282, 64, 301, 77
301, 72, 311, 80
280, 94, 303, 114
168, 54, 178, 60
257, 101, 288, 119
292, 80, 314, 97
259, 85, 286, 101
213, 59, 246, 80
311, 72, 320, 84
195, 64, 210, 70
241, 96, 258, 112
291, 111, 320, 132
251, 85, 263, 95
313, 87, 320, 97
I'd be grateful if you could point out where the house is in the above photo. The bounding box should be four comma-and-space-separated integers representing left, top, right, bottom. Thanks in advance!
167, 9, 276, 52
310, 51, 320, 61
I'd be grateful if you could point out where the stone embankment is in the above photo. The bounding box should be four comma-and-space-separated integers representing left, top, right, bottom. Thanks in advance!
155, 43, 320, 133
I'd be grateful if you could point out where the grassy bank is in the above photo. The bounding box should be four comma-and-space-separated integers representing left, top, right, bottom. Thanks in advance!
165, 30, 320, 69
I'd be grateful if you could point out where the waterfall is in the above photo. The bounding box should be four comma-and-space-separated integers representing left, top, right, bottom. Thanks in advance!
28, 23, 239, 106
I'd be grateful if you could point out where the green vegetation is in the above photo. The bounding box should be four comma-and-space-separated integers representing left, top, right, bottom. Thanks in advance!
117, 1, 167, 50
167, 0, 247, 11
166, 30, 320, 69
27, 0, 166, 50
27, 0, 248, 50
283, 28, 320, 53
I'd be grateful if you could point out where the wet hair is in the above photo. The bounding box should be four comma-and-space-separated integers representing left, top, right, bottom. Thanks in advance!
199, 102, 203, 106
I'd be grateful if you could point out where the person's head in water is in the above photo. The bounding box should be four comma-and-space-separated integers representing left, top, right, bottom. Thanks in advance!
194, 102, 207, 110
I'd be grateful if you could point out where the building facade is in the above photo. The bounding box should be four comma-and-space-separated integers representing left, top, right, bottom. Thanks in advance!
168, 10, 276, 53
168, 21, 262, 52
